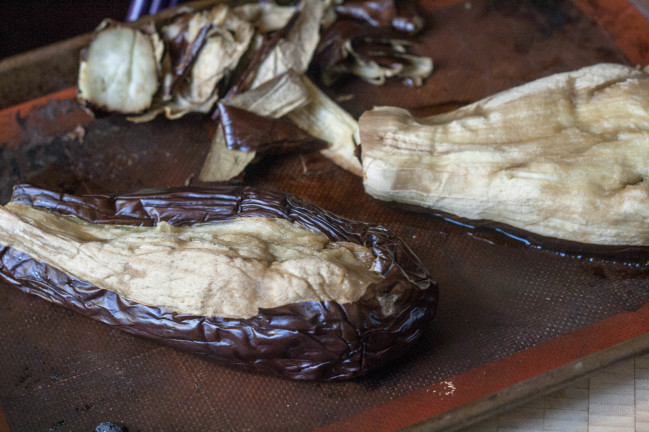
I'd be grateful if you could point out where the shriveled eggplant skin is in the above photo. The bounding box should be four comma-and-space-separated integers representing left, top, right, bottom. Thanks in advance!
0, 185, 436, 380
218, 103, 328, 154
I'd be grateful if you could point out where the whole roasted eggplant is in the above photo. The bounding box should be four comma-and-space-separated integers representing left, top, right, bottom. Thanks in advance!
0, 184, 436, 380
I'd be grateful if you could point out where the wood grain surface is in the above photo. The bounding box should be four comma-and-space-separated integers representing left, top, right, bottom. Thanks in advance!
463, 353, 649, 432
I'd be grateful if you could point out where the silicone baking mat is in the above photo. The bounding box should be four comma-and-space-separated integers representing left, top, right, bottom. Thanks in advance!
2, 1, 649, 431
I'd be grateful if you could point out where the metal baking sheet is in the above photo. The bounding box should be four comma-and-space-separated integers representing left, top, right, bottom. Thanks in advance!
2, 1, 649, 431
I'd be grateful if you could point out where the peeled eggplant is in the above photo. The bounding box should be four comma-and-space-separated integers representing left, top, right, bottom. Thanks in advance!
360, 63, 649, 247
0, 184, 436, 380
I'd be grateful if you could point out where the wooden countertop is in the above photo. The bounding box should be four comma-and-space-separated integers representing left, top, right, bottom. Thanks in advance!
464, 352, 649, 432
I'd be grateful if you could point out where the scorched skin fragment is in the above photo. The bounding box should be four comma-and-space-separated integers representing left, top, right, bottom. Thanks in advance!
0, 184, 437, 380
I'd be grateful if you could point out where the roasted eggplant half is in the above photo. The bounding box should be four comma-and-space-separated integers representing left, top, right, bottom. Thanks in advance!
0, 184, 436, 380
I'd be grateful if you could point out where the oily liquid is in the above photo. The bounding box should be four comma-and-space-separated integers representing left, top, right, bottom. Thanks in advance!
398, 200, 649, 267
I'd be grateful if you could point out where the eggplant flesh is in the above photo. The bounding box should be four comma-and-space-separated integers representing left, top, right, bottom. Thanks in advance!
360, 63, 649, 247
0, 184, 437, 380
77, 24, 161, 113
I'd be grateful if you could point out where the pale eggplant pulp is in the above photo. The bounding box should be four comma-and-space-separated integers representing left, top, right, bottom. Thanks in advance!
0, 185, 437, 380
360, 63, 649, 248
77, 24, 161, 113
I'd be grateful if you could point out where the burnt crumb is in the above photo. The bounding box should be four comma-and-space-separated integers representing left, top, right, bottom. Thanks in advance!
95, 421, 128, 432
48, 419, 65, 431
17, 365, 31, 385
75, 402, 95, 414
14, 109, 28, 131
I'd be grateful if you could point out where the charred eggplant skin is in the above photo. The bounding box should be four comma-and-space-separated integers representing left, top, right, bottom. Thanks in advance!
0, 184, 437, 380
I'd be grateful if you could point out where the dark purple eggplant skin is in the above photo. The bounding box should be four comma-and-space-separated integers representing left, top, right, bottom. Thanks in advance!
335, 0, 424, 35
222, 8, 300, 101
218, 103, 328, 154
0, 184, 437, 380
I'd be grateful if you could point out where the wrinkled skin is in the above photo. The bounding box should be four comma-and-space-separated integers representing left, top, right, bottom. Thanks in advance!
0, 184, 438, 380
